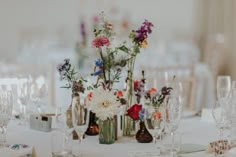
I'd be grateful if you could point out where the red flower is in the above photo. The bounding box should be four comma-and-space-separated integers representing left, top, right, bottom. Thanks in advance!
92, 36, 110, 48
87, 92, 93, 101
134, 80, 141, 92
127, 104, 142, 120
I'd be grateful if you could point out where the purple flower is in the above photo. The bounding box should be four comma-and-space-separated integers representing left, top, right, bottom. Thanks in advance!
133, 20, 153, 45
57, 59, 71, 80
161, 87, 172, 96
80, 22, 86, 39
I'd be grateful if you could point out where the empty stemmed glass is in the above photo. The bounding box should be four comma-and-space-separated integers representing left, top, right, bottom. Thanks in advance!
164, 95, 182, 157
212, 100, 232, 155
212, 100, 231, 138
0, 90, 13, 147
151, 105, 165, 150
29, 76, 48, 114
18, 78, 30, 125
217, 75, 231, 103
71, 98, 89, 156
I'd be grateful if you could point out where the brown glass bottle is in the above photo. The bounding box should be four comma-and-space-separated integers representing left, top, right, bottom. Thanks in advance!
85, 111, 99, 135
136, 121, 153, 143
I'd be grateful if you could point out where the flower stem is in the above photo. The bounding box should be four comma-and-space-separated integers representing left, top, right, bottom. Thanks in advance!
98, 47, 107, 84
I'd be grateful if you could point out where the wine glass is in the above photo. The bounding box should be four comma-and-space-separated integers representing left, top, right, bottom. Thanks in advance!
212, 100, 232, 155
29, 76, 48, 114
164, 95, 182, 157
18, 78, 30, 125
212, 100, 231, 138
54, 108, 74, 156
151, 105, 165, 150
0, 90, 13, 147
71, 101, 89, 156
217, 75, 231, 102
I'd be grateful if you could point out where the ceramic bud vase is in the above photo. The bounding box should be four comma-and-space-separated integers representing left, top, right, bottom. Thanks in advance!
85, 111, 99, 136
98, 118, 115, 144
136, 120, 153, 143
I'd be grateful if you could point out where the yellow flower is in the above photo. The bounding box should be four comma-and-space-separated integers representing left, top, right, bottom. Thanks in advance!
141, 38, 148, 48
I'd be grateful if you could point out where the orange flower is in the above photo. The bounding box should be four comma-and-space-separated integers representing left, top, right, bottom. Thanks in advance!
152, 111, 161, 119
121, 20, 129, 29
115, 90, 123, 98
148, 88, 157, 95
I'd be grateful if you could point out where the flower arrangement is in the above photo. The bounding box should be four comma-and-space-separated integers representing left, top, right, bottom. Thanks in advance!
123, 19, 154, 129
145, 86, 172, 108
90, 12, 153, 91
57, 59, 85, 94
126, 85, 172, 121
90, 13, 131, 90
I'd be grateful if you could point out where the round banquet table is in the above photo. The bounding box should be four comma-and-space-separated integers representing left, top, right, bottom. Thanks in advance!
6, 117, 225, 157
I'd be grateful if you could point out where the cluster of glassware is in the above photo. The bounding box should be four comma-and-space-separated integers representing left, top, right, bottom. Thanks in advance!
146, 80, 183, 157
52, 96, 89, 157
16, 75, 48, 125
212, 75, 236, 155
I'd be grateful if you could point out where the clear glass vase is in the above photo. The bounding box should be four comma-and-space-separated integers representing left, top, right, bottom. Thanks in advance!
123, 57, 137, 136
99, 118, 115, 144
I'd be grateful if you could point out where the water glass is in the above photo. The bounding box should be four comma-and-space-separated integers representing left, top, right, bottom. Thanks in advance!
51, 130, 73, 157
51, 131, 64, 157
161, 132, 182, 156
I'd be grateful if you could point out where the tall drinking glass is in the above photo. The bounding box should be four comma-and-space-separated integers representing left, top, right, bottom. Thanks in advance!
212, 100, 232, 155
217, 75, 231, 102
0, 90, 13, 147
164, 95, 182, 157
72, 103, 89, 156
18, 78, 30, 125
151, 105, 165, 150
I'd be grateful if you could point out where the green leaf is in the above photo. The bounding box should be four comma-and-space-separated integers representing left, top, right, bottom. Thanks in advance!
118, 45, 129, 53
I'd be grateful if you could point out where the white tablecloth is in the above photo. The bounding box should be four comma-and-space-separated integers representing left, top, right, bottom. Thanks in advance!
6, 117, 225, 157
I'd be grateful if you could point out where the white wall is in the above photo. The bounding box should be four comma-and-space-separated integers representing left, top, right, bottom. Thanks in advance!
0, 0, 196, 61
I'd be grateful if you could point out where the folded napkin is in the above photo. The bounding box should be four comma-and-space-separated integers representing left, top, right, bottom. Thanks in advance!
0, 144, 37, 157
180, 144, 206, 154
201, 108, 215, 123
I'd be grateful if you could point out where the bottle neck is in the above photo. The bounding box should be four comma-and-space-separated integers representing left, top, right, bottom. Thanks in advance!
140, 121, 146, 130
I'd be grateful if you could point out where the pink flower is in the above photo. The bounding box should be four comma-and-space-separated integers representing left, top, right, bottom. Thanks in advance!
92, 36, 110, 48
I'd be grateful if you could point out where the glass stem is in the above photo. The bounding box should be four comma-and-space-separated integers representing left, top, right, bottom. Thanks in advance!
219, 128, 223, 140
171, 131, 175, 157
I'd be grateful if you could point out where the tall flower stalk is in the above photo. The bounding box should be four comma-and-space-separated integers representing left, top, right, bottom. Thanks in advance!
122, 20, 153, 136
91, 13, 130, 90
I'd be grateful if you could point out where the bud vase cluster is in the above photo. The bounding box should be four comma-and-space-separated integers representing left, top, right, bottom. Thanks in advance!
56, 12, 174, 143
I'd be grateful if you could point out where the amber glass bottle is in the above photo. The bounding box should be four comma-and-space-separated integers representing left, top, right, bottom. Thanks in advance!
136, 121, 153, 143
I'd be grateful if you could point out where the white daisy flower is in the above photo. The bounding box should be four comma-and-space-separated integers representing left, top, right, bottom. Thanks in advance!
89, 88, 120, 121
